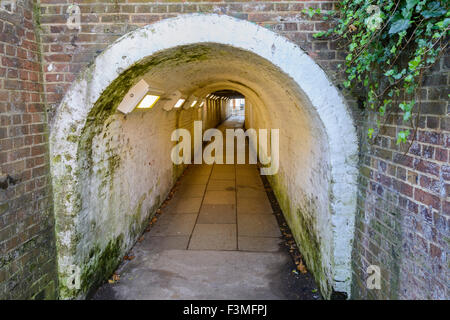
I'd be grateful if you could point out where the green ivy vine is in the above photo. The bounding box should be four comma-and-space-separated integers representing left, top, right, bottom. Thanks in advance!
308, 0, 449, 145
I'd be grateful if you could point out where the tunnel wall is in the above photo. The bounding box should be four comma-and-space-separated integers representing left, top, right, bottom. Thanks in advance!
55, 90, 224, 298
0, 0, 447, 300
244, 89, 335, 296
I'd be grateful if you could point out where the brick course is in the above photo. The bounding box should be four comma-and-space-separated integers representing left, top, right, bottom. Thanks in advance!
0, 0, 58, 299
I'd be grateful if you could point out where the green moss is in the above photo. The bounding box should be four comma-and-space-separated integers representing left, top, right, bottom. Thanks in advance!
107, 154, 120, 177
79, 234, 124, 297
52, 155, 61, 163
33, 2, 42, 31
267, 172, 331, 297
67, 135, 78, 143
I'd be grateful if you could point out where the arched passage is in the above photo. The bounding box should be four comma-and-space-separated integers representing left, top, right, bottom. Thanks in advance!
50, 14, 358, 299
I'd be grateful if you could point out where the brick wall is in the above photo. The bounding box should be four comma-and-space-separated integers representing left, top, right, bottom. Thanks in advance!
0, 0, 447, 299
352, 53, 449, 299
0, 0, 58, 299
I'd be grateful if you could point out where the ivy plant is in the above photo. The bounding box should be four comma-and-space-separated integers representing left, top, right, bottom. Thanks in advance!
308, 0, 449, 145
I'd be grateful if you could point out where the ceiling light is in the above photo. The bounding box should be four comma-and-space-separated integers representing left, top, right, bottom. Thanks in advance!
136, 94, 160, 109
174, 98, 185, 108
191, 100, 197, 107
117, 79, 163, 114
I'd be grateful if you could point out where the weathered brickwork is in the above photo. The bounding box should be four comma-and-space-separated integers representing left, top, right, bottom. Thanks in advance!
0, 0, 58, 299
0, 0, 447, 299
352, 53, 449, 300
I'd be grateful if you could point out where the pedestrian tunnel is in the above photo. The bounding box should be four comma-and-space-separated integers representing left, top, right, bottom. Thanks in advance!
50, 15, 358, 299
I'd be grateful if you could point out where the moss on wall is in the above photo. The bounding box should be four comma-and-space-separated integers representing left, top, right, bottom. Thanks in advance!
267, 172, 333, 297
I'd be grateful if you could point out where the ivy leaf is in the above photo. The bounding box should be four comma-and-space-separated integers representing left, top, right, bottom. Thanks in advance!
389, 19, 411, 34
313, 31, 326, 38
421, 2, 446, 18
396, 130, 410, 144
406, 0, 419, 10
368, 128, 374, 139
404, 74, 414, 82
403, 110, 412, 121
436, 18, 450, 28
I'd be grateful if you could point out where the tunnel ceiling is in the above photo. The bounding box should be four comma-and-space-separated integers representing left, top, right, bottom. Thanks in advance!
137, 43, 312, 117
212, 90, 244, 99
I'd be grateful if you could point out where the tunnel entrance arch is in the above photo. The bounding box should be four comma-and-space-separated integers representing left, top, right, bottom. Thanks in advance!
50, 14, 358, 299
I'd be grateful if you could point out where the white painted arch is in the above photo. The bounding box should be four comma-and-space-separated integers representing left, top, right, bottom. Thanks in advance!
50, 14, 358, 298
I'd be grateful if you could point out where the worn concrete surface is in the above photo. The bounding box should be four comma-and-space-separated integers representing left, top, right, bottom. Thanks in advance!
93, 117, 320, 300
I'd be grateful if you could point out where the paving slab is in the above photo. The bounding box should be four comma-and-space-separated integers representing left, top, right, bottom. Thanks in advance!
180, 174, 210, 185
237, 189, 268, 199
176, 184, 206, 198
197, 204, 236, 224
237, 185, 265, 194
238, 236, 282, 252
188, 224, 237, 250
237, 196, 273, 214
210, 171, 235, 180
236, 175, 264, 188
148, 214, 197, 237
211, 165, 235, 173
185, 165, 213, 176
139, 236, 190, 253
236, 168, 260, 177
238, 214, 281, 237
203, 190, 236, 205
207, 179, 235, 191
94, 250, 292, 299
163, 196, 203, 214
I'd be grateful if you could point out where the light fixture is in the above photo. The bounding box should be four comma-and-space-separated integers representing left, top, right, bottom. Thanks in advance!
136, 94, 160, 109
184, 95, 198, 109
174, 98, 185, 108
117, 79, 163, 114
163, 90, 185, 111
199, 100, 205, 107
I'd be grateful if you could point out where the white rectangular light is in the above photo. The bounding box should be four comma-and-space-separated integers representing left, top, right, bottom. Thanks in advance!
136, 94, 160, 109
190, 100, 197, 107
199, 100, 205, 107
174, 98, 185, 108
117, 79, 149, 114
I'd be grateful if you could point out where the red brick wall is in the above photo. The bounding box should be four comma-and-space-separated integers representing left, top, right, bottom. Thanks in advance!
0, 0, 58, 299
352, 54, 449, 299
